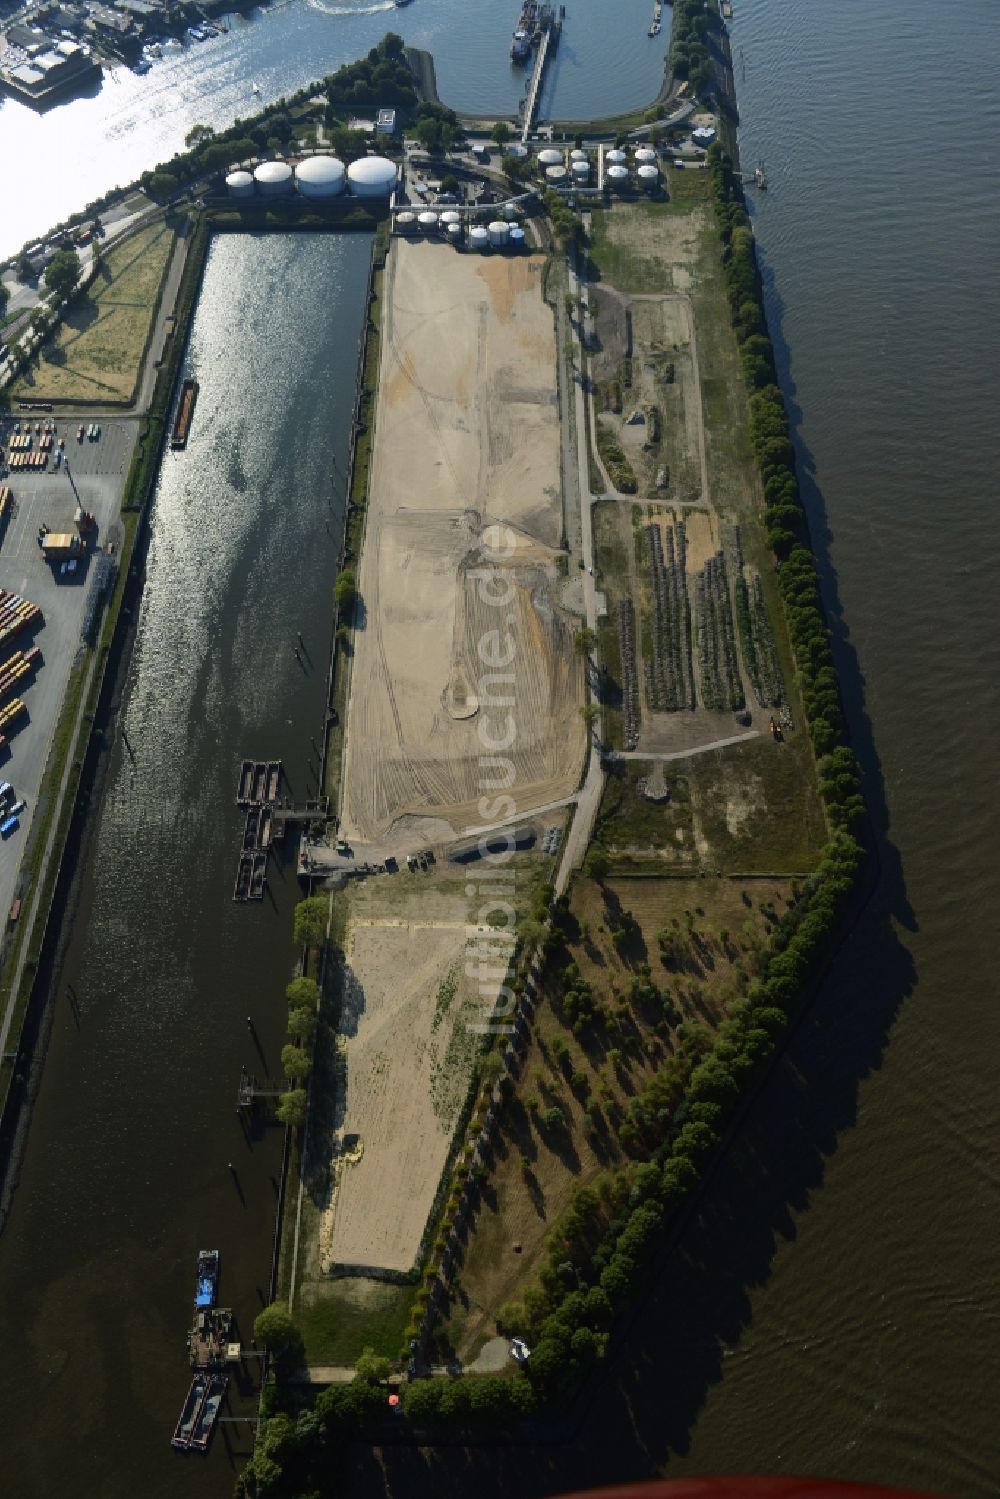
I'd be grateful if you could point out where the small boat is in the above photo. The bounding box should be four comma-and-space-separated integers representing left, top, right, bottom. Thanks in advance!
194, 1249, 219, 1309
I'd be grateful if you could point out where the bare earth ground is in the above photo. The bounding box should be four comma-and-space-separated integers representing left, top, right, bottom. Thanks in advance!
340, 241, 584, 847
321, 888, 494, 1274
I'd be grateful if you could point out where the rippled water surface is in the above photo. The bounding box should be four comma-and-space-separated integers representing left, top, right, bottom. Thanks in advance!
0, 230, 371, 1497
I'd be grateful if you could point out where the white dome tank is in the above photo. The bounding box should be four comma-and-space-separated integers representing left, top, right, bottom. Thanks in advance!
395, 210, 417, 233
637, 164, 659, 188
226, 170, 254, 198
488, 220, 510, 247
537, 148, 563, 166
607, 164, 630, 188
254, 160, 293, 196
295, 155, 346, 197
545, 164, 567, 183
635, 147, 657, 165
572, 160, 590, 180
570, 149, 588, 162
469, 225, 489, 252
508, 226, 526, 249
347, 155, 397, 198
606, 148, 627, 164
417, 210, 439, 232
439, 210, 461, 226
446, 222, 462, 241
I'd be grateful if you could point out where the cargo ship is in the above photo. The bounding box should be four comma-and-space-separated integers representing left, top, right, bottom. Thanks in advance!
170, 378, 199, 449
194, 1249, 219, 1308
511, 0, 539, 60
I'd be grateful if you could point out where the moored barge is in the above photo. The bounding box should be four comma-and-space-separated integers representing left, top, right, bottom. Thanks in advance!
170, 378, 199, 450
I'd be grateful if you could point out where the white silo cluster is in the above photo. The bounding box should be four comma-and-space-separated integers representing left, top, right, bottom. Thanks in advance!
572, 158, 590, 183
295, 155, 346, 198
637, 164, 659, 190
634, 147, 657, 165
254, 160, 293, 196
605, 148, 627, 165
417, 210, 439, 233
606, 163, 629, 190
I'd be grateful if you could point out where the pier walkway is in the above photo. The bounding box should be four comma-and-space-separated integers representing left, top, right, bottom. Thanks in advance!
520, 15, 560, 144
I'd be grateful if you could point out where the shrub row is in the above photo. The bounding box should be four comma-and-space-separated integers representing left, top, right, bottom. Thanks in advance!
669, 0, 713, 97
706, 143, 865, 829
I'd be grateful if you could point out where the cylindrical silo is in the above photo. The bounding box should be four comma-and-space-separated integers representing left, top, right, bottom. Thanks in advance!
538, 148, 563, 167
637, 163, 659, 189
417, 210, 439, 233
254, 160, 293, 196
606, 148, 627, 165
226, 170, 254, 198
469, 225, 489, 252
347, 155, 397, 198
545, 164, 568, 184
488, 220, 509, 247
395, 210, 417, 233
440, 210, 461, 227
508, 226, 526, 250
295, 155, 346, 198
572, 159, 590, 182
635, 147, 657, 165
570, 148, 588, 162
446, 222, 462, 242
606, 164, 629, 189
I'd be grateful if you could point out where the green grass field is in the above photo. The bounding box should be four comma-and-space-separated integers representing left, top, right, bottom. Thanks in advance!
13, 222, 176, 404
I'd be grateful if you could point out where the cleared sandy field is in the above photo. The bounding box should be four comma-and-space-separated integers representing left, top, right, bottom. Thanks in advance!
341, 241, 584, 846
321, 907, 488, 1273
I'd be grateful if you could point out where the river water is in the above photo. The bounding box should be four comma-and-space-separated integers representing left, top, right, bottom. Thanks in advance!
0, 0, 669, 261
2, 0, 999, 1495
0, 229, 371, 1496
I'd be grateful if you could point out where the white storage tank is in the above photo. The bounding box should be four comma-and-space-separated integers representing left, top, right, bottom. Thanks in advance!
254, 160, 293, 196
347, 155, 397, 198
606, 164, 630, 189
488, 220, 510, 247
417, 210, 439, 232
570, 148, 588, 162
635, 147, 657, 165
469, 225, 489, 252
440, 210, 461, 226
502, 202, 519, 221
508, 225, 526, 250
637, 163, 659, 189
395, 210, 417, 233
572, 159, 590, 181
606, 148, 627, 164
537, 148, 563, 167
295, 155, 346, 197
226, 170, 254, 198
446, 222, 462, 242
545, 164, 568, 184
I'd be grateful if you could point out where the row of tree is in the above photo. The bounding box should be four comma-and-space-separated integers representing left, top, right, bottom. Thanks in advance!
707, 144, 865, 828
323, 34, 416, 112
669, 0, 715, 98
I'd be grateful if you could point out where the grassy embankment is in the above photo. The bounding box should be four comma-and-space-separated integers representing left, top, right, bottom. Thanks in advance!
11, 220, 177, 405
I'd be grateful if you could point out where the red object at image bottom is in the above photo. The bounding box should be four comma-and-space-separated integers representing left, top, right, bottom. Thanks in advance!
553, 1483, 945, 1499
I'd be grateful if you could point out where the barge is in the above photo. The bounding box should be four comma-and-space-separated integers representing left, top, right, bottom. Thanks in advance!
170, 378, 199, 449
235, 758, 282, 806
171, 1372, 226, 1452
188, 1306, 233, 1369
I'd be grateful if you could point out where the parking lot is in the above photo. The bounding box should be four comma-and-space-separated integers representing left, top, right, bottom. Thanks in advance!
0, 412, 137, 930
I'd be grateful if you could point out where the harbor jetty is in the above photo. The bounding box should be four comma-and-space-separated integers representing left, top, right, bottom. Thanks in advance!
517, 3, 562, 144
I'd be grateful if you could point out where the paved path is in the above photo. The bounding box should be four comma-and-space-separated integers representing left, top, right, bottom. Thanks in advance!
555, 228, 606, 898
609, 730, 761, 762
